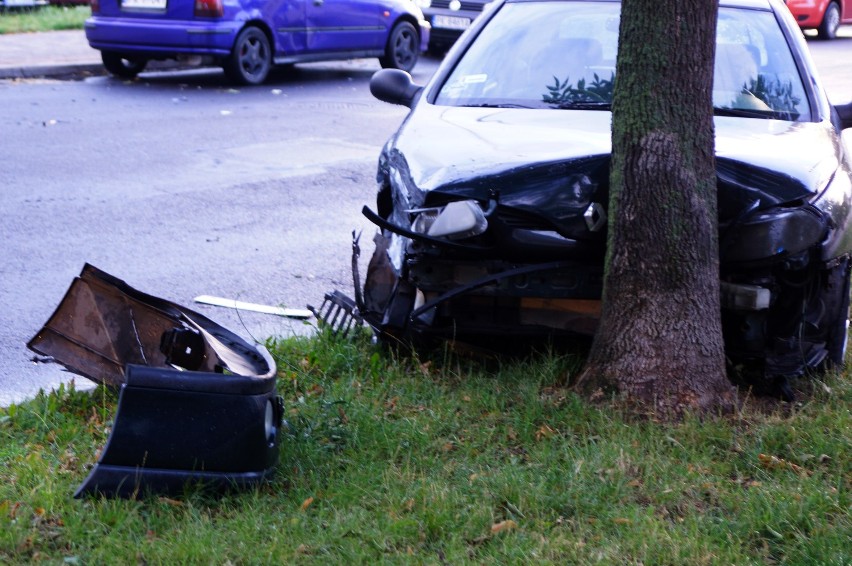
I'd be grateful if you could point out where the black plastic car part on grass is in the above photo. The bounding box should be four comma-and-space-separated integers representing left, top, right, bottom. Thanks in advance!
28, 264, 282, 498
356, 0, 852, 394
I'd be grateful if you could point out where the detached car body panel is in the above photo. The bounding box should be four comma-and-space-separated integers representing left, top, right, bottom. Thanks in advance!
74, 363, 282, 498
85, 0, 430, 84
29, 265, 282, 498
361, 0, 852, 383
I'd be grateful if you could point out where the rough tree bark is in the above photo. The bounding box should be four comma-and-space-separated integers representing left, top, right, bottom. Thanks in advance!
575, 0, 737, 416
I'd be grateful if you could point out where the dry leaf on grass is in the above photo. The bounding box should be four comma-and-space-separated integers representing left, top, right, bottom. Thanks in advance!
758, 453, 810, 476
535, 424, 556, 441
491, 520, 518, 533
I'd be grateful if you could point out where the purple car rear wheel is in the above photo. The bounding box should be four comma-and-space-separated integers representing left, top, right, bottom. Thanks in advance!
102, 51, 147, 79
224, 26, 273, 85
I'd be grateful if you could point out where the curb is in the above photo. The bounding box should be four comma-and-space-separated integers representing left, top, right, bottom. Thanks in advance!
0, 63, 104, 80
0, 59, 198, 80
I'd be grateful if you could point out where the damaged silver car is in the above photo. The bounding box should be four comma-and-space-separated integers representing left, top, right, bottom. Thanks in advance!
357, 0, 852, 390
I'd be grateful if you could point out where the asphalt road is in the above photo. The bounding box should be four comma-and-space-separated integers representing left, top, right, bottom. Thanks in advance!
805, 29, 852, 102
0, 57, 440, 406
1, 35, 851, 407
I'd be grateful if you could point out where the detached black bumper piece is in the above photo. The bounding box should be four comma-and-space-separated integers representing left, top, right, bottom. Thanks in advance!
73, 363, 283, 498
28, 264, 282, 498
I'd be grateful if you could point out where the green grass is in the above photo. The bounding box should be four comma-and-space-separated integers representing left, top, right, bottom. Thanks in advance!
0, 5, 89, 34
1, 332, 850, 564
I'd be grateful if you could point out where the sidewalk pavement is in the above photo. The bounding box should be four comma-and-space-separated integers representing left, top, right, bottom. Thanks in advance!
0, 28, 201, 79
0, 29, 103, 79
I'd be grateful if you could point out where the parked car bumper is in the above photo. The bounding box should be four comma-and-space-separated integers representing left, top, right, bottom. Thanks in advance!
784, 0, 826, 28
85, 17, 239, 56
418, 19, 432, 52
423, 10, 470, 47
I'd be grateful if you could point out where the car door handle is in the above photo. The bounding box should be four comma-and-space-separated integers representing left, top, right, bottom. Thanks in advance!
313, 0, 323, 5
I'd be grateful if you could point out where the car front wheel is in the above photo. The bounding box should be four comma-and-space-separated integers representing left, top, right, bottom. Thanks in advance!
817, 1, 841, 39
101, 51, 147, 79
380, 21, 419, 72
224, 27, 272, 85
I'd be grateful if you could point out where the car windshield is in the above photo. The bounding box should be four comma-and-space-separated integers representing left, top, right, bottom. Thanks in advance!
434, 1, 810, 121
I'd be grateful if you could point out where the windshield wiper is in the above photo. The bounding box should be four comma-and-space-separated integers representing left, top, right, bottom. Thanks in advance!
713, 107, 775, 119
459, 102, 537, 109
551, 101, 612, 110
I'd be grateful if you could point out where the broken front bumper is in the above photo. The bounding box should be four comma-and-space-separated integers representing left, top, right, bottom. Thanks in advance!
28, 264, 283, 498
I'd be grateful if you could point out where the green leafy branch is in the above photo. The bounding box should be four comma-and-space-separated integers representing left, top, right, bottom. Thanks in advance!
744, 74, 801, 116
542, 72, 615, 104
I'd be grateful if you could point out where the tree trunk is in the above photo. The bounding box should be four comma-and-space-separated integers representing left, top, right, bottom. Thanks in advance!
576, 0, 736, 416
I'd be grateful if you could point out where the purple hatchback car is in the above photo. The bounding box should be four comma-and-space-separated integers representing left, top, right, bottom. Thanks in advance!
85, 0, 430, 85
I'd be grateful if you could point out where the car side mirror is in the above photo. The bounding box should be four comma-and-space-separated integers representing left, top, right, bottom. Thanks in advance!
837, 102, 852, 130
370, 69, 423, 108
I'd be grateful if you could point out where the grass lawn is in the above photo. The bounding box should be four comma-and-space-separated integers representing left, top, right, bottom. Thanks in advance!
0, 5, 89, 34
1, 332, 849, 564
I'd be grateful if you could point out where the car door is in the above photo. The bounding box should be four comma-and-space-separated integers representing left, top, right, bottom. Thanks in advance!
271, 0, 308, 55
305, 0, 384, 52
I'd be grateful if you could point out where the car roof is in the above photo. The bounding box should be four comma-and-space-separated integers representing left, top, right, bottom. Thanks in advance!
719, 0, 773, 10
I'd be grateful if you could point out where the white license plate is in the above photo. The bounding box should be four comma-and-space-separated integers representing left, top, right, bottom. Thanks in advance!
433, 15, 471, 30
122, 0, 167, 9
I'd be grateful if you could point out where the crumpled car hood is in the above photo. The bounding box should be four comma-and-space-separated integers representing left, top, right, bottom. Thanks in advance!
385, 104, 842, 209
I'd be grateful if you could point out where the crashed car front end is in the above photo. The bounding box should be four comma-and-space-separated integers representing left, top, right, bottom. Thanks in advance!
357, 0, 852, 388
716, 149, 852, 378
360, 110, 852, 386
362, 144, 610, 341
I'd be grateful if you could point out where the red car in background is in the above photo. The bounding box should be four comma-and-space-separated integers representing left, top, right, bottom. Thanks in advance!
785, 0, 852, 38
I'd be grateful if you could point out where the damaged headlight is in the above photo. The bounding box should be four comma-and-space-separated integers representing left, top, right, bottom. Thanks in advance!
410, 200, 488, 240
